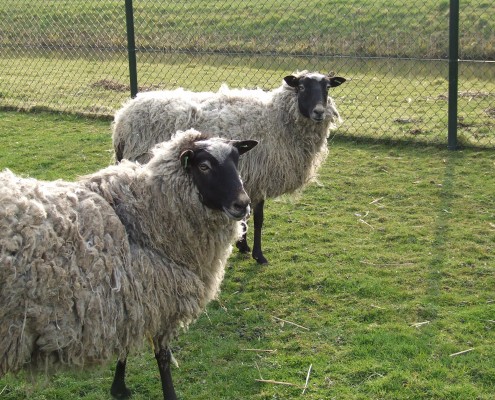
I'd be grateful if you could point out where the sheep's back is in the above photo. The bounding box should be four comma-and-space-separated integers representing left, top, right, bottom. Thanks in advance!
113, 87, 270, 163
113, 89, 215, 163
0, 170, 137, 376
112, 86, 332, 203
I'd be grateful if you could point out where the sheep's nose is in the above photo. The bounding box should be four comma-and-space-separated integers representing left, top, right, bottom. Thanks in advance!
227, 192, 251, 220
312, 105, 325, 121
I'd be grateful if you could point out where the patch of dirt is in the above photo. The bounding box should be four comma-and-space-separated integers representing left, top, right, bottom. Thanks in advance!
394, 118, 422, 124
458, 91, 492, 99
430, 91, 494, 101
139, 84, 162, 92
484, 107, 495, 119
91, 79, 163, 92
91, 79, 128, 92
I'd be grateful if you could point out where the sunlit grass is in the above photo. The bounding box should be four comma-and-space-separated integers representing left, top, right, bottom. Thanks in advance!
0, 111, 493, 399
1, 1, 494, 148
1, 53, 494, 147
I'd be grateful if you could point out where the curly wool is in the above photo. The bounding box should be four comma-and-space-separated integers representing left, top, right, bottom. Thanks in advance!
0, 129, 242, 377
112, 71, 342, 205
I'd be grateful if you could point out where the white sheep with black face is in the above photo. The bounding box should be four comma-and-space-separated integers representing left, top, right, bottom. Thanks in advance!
0, 129, 257, 400
112, 70, 346, 265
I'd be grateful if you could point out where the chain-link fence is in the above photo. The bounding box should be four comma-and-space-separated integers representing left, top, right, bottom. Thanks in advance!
0, 1, 494, 147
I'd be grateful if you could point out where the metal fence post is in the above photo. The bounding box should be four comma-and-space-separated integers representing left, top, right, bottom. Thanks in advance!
448, 0, 459, 150
125, 0, 138, 98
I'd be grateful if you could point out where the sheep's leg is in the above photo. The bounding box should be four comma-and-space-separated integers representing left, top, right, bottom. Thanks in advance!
252, 200, 268, 264
155, 347, 177, 400
110, 358, 132, 399
236, 220, 251, 253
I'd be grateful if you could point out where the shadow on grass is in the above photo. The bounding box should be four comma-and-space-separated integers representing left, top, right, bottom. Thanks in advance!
424, 150, 462, 321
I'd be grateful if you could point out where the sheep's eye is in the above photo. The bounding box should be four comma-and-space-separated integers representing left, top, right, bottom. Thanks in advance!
198, 162, 210, 172
298, 84, 305, 91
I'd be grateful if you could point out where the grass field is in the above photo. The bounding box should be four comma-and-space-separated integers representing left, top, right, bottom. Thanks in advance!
1, 0, 494, 59
1, 51, 494, 147
0, 111, 493, 399
1, 1, 494, 147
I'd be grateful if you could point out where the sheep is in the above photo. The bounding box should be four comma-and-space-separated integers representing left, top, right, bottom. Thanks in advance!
112, 70, 346, 264
0, 129, 258, 400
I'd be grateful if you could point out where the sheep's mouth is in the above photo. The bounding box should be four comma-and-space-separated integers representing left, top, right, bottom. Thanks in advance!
310, 115, 325, 123
223, 205, 250, 221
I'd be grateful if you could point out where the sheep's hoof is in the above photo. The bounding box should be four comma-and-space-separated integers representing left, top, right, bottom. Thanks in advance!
110, 385, 132, 399
236, 239, 251, 254
253, 252, 268, 265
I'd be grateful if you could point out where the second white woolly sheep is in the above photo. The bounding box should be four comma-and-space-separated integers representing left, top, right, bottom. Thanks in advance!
112, 70, 346, 264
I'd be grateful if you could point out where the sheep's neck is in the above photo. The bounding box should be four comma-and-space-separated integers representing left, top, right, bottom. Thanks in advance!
128, 180, 235, 293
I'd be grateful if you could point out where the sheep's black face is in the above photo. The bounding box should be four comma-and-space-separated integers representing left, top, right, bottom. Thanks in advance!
284, 73, 346, 122
180, 139, 258, 220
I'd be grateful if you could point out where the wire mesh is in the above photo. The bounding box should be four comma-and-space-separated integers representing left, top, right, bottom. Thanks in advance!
0, 0, 493, 147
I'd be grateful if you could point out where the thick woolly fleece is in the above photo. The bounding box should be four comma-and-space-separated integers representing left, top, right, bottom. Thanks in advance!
112, 71, 342, 206
0, 129, 242, 377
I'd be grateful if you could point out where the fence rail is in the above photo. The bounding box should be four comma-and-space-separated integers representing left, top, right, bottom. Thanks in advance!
0, 0, 494, 148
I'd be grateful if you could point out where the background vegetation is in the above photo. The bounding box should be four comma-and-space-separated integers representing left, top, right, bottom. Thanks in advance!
1, 53, 494, 147
1, 0, 494, 59
0, 111, 493, 399
1, 0, 494, 147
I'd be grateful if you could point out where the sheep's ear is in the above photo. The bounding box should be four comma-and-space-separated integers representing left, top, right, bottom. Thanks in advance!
328, 76, 346, 87
232, 140, 258, 155
180, 149, 194, 169
284, 75, 299, 88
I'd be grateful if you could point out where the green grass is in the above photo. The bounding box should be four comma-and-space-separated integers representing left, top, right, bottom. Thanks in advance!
0, 112, 112, 180
1, 53, 494, 147
1, 1, 494, 147
0, 111, 493, 399
1, 0, 494, 59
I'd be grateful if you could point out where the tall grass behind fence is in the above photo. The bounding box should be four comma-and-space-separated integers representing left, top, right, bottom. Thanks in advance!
0, 0, 494, 147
